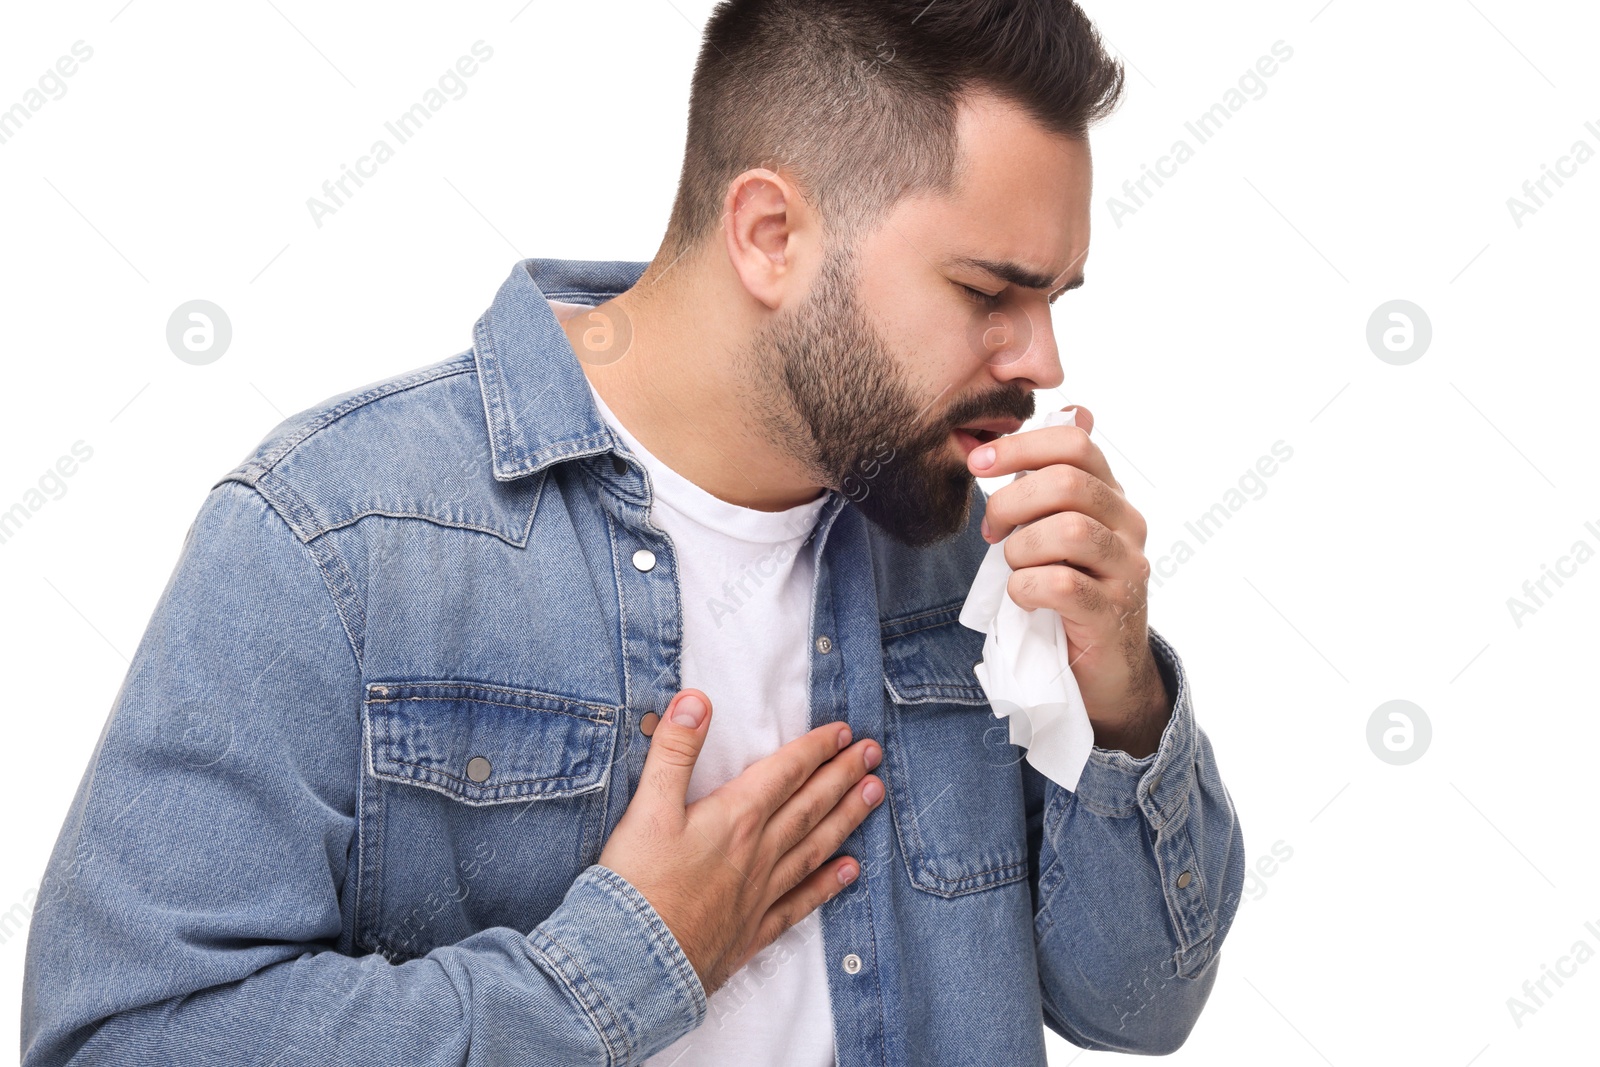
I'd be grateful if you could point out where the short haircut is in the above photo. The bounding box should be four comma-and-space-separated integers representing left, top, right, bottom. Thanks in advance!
657, 0, 1126, 263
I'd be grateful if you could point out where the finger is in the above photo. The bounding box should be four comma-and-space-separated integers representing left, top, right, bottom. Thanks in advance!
1001, 510, 1126, 578
968, 418, 1117, 491
982, 463, 1128, 543
764, 738, 881, 859
767, 772, 883, 900
639, 689, 713, 809
731, 856, 859, 976
1006, 561, 1114, 619
722, 720, 854, 819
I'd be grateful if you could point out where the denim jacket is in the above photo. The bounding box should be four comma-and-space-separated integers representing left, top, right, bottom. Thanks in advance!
21, 258, 1245, 1066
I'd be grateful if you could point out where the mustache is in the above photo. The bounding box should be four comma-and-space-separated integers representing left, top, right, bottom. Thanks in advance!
943, 392, 1035, 432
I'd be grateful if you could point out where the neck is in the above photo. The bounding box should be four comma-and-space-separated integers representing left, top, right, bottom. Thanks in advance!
560, 263, 828, 513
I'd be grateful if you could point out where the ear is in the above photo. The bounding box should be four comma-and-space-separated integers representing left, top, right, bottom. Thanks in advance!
722, 167, 814, 312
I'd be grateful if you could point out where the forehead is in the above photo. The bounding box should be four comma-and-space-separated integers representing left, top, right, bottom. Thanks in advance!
875, 90, 1093, 284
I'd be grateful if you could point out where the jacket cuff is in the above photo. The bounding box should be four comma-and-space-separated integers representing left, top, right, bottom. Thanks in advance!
528, 864, 707, 1060
1067, 625, 1218, 976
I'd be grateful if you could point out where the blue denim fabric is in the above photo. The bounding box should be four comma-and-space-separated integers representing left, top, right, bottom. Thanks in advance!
21, 258, 1245, 1066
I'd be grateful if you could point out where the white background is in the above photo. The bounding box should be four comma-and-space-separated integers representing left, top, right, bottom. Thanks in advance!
2, 1, 1596, 1063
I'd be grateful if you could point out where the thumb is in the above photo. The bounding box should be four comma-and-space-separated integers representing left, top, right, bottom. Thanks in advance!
641, 689, 712, 807
1060, 404, 1093, 435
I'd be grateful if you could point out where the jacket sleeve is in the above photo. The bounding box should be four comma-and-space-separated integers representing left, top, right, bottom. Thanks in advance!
1022, 625, 1246, 1055
21, 480, 706, 1067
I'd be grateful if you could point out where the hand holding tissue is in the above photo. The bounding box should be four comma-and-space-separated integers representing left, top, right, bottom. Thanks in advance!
957, 407, 1096, 790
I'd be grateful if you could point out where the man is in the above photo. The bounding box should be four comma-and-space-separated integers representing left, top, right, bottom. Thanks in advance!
22, 1, 1245, 1064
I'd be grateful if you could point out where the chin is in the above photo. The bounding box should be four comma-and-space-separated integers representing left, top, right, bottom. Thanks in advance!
854, 469, 975, 549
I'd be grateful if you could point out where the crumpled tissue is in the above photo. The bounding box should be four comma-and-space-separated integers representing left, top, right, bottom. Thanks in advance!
958, 407, 1094, 790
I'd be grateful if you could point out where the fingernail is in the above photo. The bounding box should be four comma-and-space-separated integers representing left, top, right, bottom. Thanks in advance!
837, 726, 852, 750
838, 862, 858, 885
671, 694, 705, 728
862, 779, 884, 804
971, 445, 995, 470
980, 517, 990, 541
863, 743, 881, 770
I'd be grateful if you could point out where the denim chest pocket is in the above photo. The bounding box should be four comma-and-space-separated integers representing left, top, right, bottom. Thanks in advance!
355, 680, 620, 960
363, 680, 617, 803
880, 604, 1031, 898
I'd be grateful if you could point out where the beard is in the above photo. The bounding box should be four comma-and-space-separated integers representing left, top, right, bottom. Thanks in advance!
736, 242, 1033, 549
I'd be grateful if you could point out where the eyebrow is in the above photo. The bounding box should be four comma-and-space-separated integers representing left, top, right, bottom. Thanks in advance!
948, 255, 1086, 296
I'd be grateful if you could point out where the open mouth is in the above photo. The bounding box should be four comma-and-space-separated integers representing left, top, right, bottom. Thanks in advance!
951, 426, 1001, 455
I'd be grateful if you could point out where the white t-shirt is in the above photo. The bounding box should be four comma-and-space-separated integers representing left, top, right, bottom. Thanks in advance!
582, 376, 837, 1067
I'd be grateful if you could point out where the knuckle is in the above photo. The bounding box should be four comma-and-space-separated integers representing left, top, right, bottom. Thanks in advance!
771, 906, 800, 939
1131, 512, 1148, 544
799, 839, 831, 877
1056, 464, 1082, 496
1051, 565, 1079, 601
728, 803, 764, 850
1068, 426, 1092, 457
1063, 511, 1091, 544
1014, 522, 1042, 559
745, 770, 788, 816
1089, 518, 1119, 558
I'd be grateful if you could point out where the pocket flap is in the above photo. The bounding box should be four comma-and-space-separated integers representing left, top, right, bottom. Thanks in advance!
363, 681, 617, 805
881, 602, 989, 706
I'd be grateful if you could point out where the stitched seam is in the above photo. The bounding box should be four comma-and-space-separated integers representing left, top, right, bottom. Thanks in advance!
251, 470, 367, 668
912, 858, 1029, 890
880, 601, 967, 636
524, 928, 624, 1065
592, 866, 704, 1019
365, 770, 605, 806
604, 510, 633, 786
233, 482, 364, 678
858, 875, 890, 1067
371, 761, 602, 789
367, 695, 615, 723
368, 680, 616, 713
314, 509, 533, 548
473, 315, 537, 480
528, 436, 629, 470
882, 677, 986, 704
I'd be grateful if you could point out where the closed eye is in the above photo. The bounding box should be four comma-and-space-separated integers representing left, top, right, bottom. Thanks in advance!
959, 283, 1003, 307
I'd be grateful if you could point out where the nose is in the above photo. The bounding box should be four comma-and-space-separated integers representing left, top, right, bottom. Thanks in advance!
980, 302, 1063, 391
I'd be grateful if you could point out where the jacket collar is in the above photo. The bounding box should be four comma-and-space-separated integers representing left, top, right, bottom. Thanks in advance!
472, 257, 651, 481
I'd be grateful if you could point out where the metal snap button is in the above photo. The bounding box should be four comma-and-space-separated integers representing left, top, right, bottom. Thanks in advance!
815, 635, 833, 654
841, 953, 862, 975
612, 454, 627, 475
632, 548, 657, 572
639, 712, 660, 737
1176, 870, 1192, 889
466, 756, 492, 783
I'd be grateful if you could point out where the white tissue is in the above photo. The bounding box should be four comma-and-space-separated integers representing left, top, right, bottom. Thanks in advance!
958, 407, 1095, 790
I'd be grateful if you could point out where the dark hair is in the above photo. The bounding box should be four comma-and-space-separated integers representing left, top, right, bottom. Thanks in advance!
653, 0, 1125, 268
